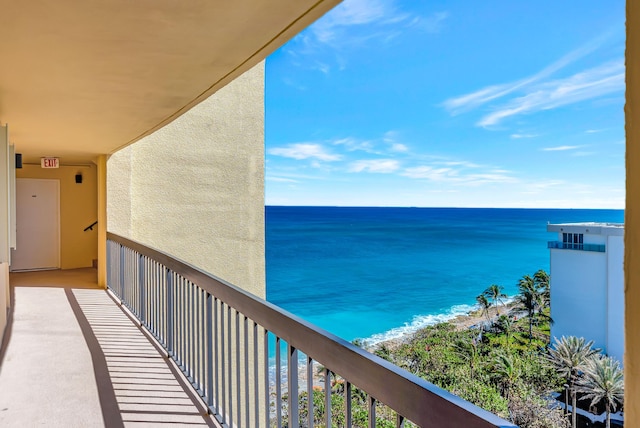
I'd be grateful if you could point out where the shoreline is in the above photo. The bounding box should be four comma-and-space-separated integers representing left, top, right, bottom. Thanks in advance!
269, 301, 521, 393
368, 301, 519, 351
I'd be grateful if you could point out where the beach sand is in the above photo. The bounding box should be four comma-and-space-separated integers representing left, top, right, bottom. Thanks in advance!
369, 301, 519, 352
449, 301, 518, 330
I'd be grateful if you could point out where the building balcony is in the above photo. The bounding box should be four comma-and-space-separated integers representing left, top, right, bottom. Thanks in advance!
0, 234, 516, 428
547, 241, 606, 253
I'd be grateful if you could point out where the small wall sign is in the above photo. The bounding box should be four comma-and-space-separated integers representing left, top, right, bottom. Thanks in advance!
41, 157, 59, 168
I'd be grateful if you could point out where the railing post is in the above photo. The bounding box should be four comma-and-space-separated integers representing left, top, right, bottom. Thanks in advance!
214, 298, 220, 417
253, 321, 259, 427
227, 306, 233, 428
325, 369, 331, 428
166, 268, 174, 357
288, 345, 299, 428
119, 244, 125, 300
139, 254, 145, 325
235, 311, 241, 427
276, 337, 282, 428
206, 292, 213, 410
220, 303, 226, 424
244, 316, 250, 428
345, 381, 352, 427
106, 240, 111, 288
368, 396, 376, 428
397, 413, 405, 427
264, 328, 270, 428
307, 357, 314, 428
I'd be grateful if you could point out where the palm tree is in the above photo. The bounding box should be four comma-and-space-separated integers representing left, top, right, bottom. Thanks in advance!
495, 315, 515, 349
492, 351, 520, 399
476, 294, 491, 324
534, 269, 550, 309
483, 284, 507, 315
454, 336, 480, 379
516, 274, 548, 342
577, 355, 624, 428
515, 285, 538, 342
546, 336, 600, 428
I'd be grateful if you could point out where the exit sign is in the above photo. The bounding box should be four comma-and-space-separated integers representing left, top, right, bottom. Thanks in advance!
41, 157, 59, 168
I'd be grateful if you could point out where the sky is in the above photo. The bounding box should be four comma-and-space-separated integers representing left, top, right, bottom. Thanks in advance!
264, 0, 625, 208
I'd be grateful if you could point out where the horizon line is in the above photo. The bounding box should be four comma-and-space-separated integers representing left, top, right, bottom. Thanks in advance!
265, 204, 625, 210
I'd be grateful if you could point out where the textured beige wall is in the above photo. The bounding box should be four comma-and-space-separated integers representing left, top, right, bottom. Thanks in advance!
108, 62, 265, 297
16, 164, 98, 269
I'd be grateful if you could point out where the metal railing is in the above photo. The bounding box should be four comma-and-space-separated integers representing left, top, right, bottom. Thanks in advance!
547, 241, 606, 253
107, 232, 517, 428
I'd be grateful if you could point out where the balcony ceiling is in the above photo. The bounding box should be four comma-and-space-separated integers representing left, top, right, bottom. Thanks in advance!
0, 0, 340, 163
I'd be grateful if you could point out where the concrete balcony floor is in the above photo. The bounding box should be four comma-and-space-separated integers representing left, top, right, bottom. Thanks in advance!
0, 268, 220, 428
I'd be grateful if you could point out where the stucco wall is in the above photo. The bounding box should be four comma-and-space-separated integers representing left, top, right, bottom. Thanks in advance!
15, 164, 98, 269
550, 249, 607, 350
107, 62, 265, 297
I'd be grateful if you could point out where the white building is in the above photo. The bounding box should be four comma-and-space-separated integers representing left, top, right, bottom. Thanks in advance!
547, 223, 624, 363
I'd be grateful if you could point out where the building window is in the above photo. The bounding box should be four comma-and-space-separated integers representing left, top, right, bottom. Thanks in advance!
562, 232, 584, 250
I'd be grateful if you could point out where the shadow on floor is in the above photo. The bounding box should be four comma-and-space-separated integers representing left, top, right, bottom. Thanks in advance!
1, 268, 220, 428
67, 288, 219, 427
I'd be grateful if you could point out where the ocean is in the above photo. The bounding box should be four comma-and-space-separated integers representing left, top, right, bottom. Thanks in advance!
265, 207, 624, 345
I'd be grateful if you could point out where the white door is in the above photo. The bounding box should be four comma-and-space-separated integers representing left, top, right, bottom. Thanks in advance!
11, 179, 60, 271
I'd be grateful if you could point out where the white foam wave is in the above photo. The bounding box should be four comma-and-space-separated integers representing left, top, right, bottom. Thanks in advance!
360, 299, 514, 348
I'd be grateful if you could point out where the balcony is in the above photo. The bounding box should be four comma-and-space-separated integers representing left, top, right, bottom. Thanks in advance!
0, 234, 516, 428
547, 241, 606, 253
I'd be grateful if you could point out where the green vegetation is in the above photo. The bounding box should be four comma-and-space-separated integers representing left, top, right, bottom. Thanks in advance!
546, 336, 600, 428
378, 306, 565, 427
275, 270, 624, 428
577, 355, 624, 428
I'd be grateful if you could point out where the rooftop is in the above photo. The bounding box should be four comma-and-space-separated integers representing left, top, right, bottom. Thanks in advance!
547, 222, 624, 236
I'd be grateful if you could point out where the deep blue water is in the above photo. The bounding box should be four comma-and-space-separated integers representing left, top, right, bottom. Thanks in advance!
265, 207, 624, 344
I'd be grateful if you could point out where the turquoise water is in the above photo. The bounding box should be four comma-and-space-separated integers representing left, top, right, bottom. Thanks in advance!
265, 207, 624, 344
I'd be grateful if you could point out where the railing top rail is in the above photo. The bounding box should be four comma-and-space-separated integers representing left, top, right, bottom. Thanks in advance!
547, 241, 606, 252
107, 231, 517, 428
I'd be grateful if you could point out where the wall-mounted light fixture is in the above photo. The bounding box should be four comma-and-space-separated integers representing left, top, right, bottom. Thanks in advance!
75, 173, 82, 184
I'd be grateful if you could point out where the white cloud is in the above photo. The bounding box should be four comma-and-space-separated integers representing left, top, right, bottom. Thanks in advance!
435, 161, 482, 168
407, 11, 449, 33
441, 30, 623, 128
382, 130, 409, 152
477, 61, 624, 127
524, 180, 565, 193
572, 151, 597, 157
268, 143, 342, 161
281, 77, 307, 91
333, 137, 376, 153
284, 1, 448, 71
542, 145, 581, 151
310, 0, 397, 45
442, 32, 613, 115
402, 163, 517, 185
390, 143, 408, 152
266, 177, 298, 183
332, 134, 409, 155
510, 133, 538, 139
316, 62, 331, 74
402, 166, 455, 180
349, 159, 400, 173
463, 173, 518, 185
